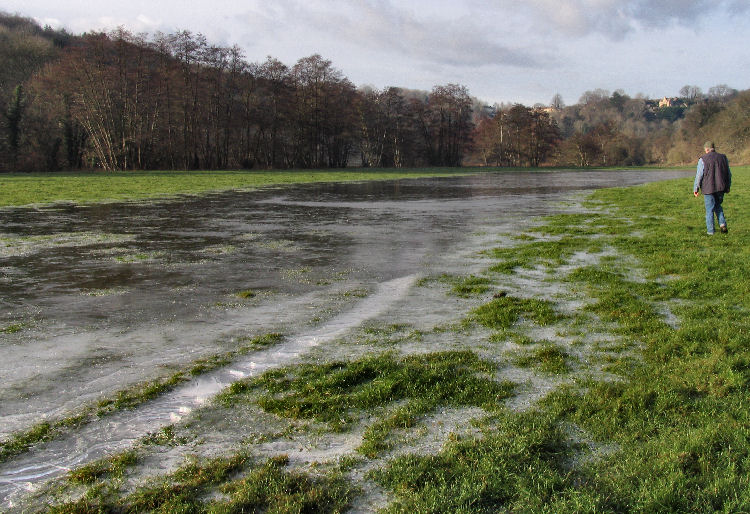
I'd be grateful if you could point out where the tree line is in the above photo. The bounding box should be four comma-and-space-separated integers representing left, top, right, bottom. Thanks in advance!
1, 13, 748, 172
544, 86, 749, 167
0, 18, 479, 172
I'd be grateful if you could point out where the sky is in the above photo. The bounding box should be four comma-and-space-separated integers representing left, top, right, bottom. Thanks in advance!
4, 0, 749, 106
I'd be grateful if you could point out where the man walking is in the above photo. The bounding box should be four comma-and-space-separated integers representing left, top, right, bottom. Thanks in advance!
694, 141, 731, 234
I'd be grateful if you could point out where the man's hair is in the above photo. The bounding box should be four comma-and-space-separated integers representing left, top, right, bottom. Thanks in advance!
704, 141, 715, 150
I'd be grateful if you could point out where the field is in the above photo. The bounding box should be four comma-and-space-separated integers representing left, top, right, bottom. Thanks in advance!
0, 168, 486, 207
2, 166, 749, 511
0, 167, 673, 207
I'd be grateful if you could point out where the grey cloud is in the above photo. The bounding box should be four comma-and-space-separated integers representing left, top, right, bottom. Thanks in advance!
480, 0, 749, 39
629, 0, 750, 30
242, 0, 551, 68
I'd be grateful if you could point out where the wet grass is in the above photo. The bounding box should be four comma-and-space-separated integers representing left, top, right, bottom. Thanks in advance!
465, 165, 750, 511
418, 273, 494, 297
513, 344, 571, 374
355, 323, 418, 347
95, 334, 283, 414
95, 373, 193, 414
0, 414, 89, 464
10, 166, 750, 511
113, 251, 165, 263
217, 351, 516, 460
487, 235, 594, 272
371, 410, 575, 512
363, 165, 750, 511
142, 425, 190, 447
0, 333, 283, 464
337, 287, 370, 299
67, 450, 139, 485
52, 453, 356, 512
0, 322, 24, 334
0, 168, 484, 207
219, 351, 514, 437
471, 294, 562, 330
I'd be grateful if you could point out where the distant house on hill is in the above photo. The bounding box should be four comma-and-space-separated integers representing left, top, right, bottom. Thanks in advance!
658, 97, 687, 108
659, 97, 676, 108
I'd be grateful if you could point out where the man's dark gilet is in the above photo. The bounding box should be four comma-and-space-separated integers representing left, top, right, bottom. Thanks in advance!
700, 151, 730, 194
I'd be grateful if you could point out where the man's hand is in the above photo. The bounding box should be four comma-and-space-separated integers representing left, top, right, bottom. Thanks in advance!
694, 191, 700, 197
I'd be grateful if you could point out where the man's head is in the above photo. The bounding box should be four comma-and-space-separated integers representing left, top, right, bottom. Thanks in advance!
704, 141, 715, 153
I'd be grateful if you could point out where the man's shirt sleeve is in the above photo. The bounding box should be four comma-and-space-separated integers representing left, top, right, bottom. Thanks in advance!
694, 158, 704, 192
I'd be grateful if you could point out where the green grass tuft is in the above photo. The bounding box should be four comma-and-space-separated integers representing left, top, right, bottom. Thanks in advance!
68, 450, 139, 484
219, 351, 515, 445
0, 323, 24, 334
54, 453, 356, 512
471, 295, 561, 330
514, 344, 571, 374
371, 410, 577, 512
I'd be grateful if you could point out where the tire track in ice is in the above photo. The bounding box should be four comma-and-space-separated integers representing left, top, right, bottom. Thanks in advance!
0, 274, 418, 508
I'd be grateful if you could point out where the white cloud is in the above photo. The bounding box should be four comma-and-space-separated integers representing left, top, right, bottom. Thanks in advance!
135, 14, 162, 31
36, 17, 63, 29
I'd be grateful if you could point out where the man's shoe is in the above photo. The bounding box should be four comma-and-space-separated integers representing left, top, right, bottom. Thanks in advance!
720, 225, 728, 233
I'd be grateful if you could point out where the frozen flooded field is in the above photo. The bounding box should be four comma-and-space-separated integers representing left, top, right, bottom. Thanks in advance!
0, 170, 691, 509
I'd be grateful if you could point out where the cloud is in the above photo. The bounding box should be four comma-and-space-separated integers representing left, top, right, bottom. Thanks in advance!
238, 0, 550, 68
36, 17, 63, 30
523, 0, 631, 38
479, 0, 750, 39
629, 0, 750, 29
57, 14, 167, 35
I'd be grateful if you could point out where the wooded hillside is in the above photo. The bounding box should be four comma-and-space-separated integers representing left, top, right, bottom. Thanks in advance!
1, 13, 747, 172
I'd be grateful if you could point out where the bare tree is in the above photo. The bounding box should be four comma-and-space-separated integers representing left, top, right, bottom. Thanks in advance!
418, 84, 474, 166
290, 54, 357, 168
707, 84, 737, 101
679, 85, 704, 103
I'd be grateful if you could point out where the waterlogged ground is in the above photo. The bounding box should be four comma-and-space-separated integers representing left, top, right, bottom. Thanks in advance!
0, 170, 692, 510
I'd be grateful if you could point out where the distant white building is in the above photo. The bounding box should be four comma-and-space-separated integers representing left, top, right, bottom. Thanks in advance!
659, 97, 678, 108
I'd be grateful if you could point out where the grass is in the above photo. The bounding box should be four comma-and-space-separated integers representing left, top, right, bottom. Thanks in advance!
513, 344, 571, 374
367, 165, 750, 511
217, 351, 515, 459
0, 322, 24, 334
478, 165, 750, 510
470, 294, 562, 330
0, 166, 668, 208
142, 425, 190, 447
370, 410, 575, 512
11, 166, 750, 511
0, 168, 486, 207
418, 273, 494, 297
487, 235, 595, 272
95, 373, 193, 414
52, 453, 357, 512
0, 415, 88, 464
354, 323, 419, 347
68, 450, 139, 484
113, 251, 164, 263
